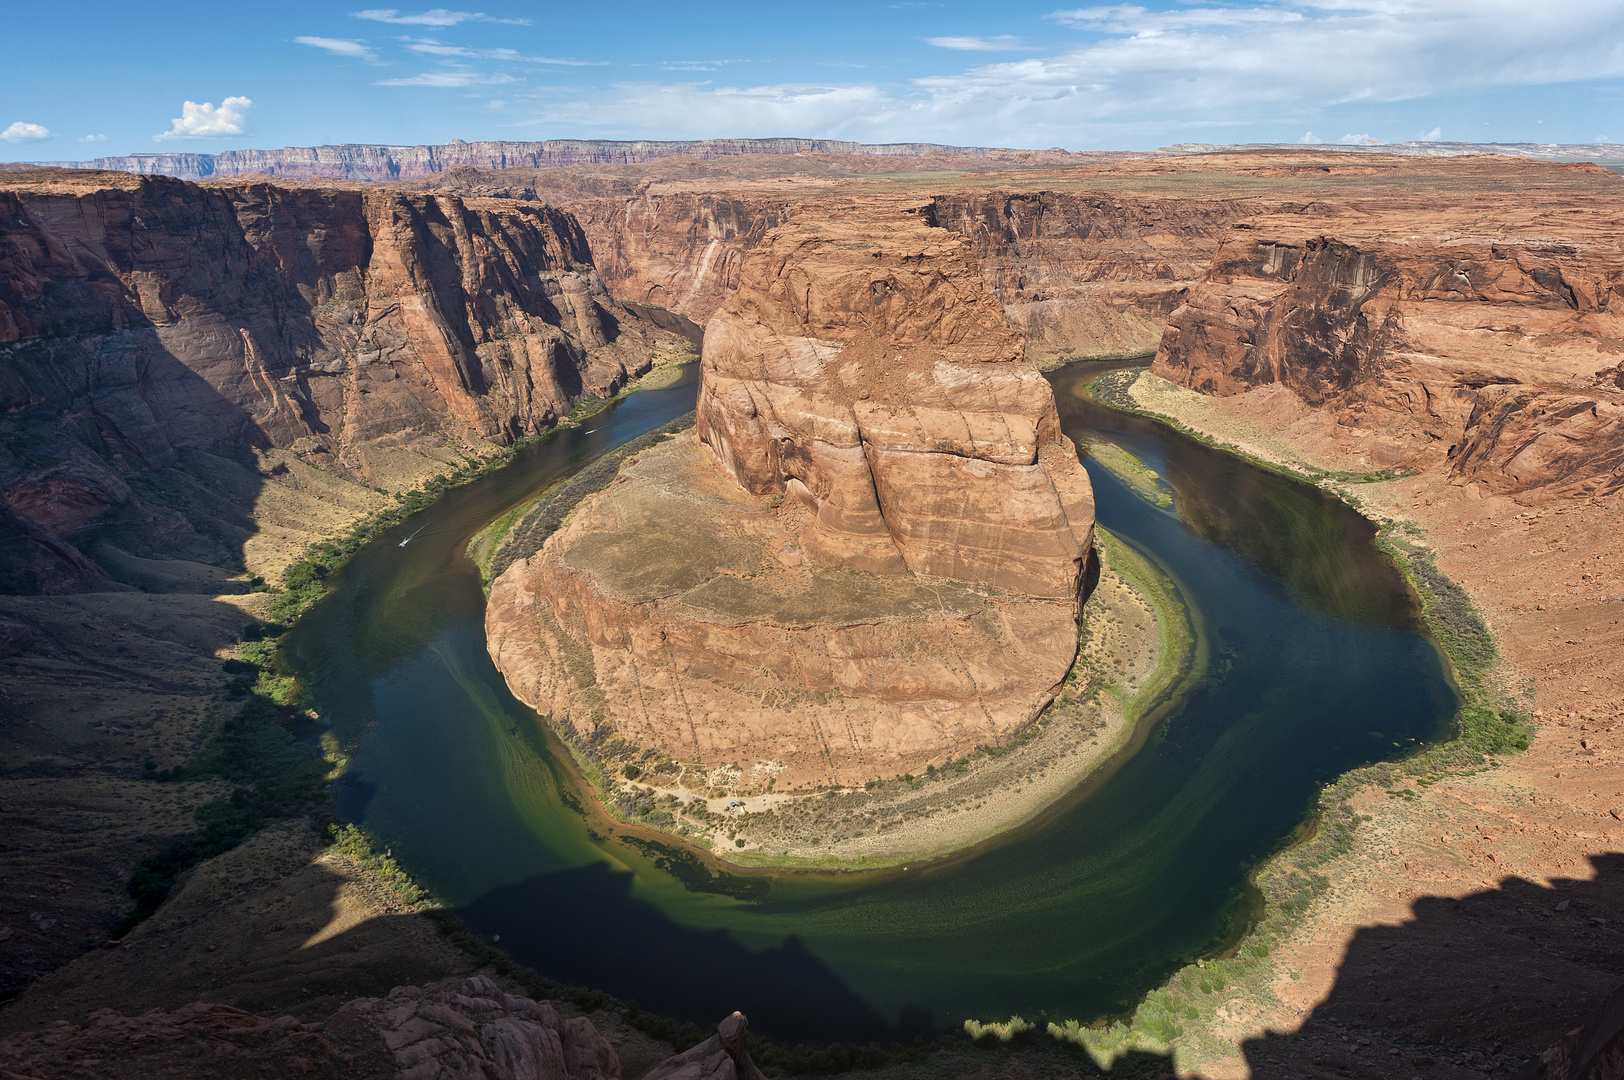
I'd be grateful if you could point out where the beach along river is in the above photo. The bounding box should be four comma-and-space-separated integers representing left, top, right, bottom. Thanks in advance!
281, 362, 1454, 1042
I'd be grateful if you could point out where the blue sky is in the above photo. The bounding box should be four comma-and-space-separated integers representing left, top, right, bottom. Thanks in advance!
3, 1, 1622, 159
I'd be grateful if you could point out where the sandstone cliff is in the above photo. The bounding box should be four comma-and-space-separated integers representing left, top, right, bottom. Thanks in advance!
0, 169, 666, 591
1151, 185, 1624, 497
927, 191, 1251, 364
487, 215, 1094, 790
568, 194, 797, 323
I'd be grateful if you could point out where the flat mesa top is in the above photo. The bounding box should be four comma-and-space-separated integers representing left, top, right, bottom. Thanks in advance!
559, 437, 990, 625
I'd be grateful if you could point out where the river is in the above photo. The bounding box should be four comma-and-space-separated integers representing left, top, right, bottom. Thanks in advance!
281, 362, 1454, 1042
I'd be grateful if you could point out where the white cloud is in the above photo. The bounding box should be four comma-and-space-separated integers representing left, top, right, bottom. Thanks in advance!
154, 96, 253, 141
79, 133, 108, 142
1300, 131, 1323, 143
2, 122, 51, 142
1338, 132, 1380, 144
354, 8, 527, 25
925, 36, 1037, 51
403, 39, 594, 64
1417, 125, 1442, 140
296, 35, 379, 61
505, 1, 1624, 147
375, 70, 518, 86
1049, 5, 1306, 33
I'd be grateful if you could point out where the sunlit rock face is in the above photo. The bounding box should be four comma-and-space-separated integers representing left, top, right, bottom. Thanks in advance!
487, 213, 1096, 790
697, 214, 1096, 603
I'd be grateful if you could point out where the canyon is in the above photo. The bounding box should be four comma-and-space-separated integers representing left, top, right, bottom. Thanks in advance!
1, 149, 1622, 1078
0, 168, 688, 592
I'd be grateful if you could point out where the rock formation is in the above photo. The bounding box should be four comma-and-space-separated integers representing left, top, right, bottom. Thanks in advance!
0, 169, 669, 591
640, 1012, 764, 1080
345, 976, 620, 1080
0, 976, 766, 1080
487, 214, 1094, 789
1151, 192, 1624, 498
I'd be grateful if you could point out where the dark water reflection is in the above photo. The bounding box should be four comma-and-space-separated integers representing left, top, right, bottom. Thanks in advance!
282, 362, 1455, 1042
1052, 366, 1420, 628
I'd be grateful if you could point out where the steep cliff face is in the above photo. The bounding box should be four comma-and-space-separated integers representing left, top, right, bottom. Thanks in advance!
1152, 205, 1624, 495
487, 215, 1093, 790
697, 215, 1095, 598
0, 170, 662, 590
929, 191, 1251, 364
568, 193, 797, 323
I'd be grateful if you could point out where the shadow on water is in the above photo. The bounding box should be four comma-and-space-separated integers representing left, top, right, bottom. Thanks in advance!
1049, 364, 1420, 628
458, 864, 907, 1044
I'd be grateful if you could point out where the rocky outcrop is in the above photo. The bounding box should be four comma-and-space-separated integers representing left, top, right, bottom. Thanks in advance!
487, 215, 1093, 790
0, 983, 779, 1080
697, 215, 1095, 599
343, 976, 620, 1080
0, 169, 667, 589
1151, 198, 1624, 496
641, 1012, 763, 1080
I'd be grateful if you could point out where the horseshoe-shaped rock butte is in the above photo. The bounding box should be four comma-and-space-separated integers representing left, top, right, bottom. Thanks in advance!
485, 211, 1095, 790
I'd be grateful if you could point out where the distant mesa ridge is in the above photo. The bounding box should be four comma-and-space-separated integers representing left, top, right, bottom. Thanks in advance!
7, 137, 1623, 183
4, 138, 1007, 182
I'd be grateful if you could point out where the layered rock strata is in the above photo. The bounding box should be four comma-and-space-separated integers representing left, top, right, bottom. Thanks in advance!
0, 169, 667, 591
927, 191, 1251, 364
488, 216, 1094, 789
1151, 188, 1624, 498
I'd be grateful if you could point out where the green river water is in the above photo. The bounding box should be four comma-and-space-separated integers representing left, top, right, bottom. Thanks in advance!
281, 362, 1455, 1042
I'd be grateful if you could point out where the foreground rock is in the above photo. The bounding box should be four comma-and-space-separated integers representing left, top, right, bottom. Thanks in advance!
488, 214, 1094, 791
0, 978, 767, 1080
641, 1012, 764, 1080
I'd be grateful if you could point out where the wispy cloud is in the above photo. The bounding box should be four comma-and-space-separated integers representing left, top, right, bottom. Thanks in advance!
403, 38, 596, 64
375, 70, 519, 86
1339, 132, 1380, 144
1417, 125, 1443, 140
296, 35, 380, 62
1049, 4, 1306, 33
498, 2, 1624, 148
79, 133, 108, 142
154, 97, 253, 141
353, 8, 527, 26
1299, 131, 1323, 144
924, 35, 1037, 51
1, 121, 52, 143
660, 58, 750, 72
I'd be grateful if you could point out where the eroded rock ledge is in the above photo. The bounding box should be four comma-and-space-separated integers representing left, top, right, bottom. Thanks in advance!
487, 214, 1094, 791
